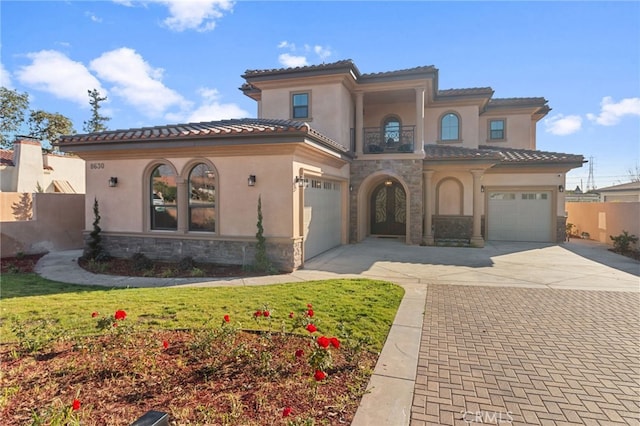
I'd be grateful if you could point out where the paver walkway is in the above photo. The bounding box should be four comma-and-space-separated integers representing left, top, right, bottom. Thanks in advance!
411, 285, 640, 426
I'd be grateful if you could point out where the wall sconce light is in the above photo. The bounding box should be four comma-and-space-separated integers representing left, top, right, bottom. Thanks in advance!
248, 175, 256, 187
349, 184, 353, 192
480, 185, 485, 193
109, 177, 118, 187
295, 176, 309, 188
558, 185, 564, 192
384, 179, 393, 186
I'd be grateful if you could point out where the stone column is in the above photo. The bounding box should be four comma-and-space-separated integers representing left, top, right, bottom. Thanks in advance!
355, 92, 364, 156
415, 87, 425, 154
423, 170, 434, 245
176, 177, 188, 233
470, 169, 485, 247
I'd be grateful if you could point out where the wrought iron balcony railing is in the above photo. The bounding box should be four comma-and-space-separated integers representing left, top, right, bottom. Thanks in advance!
362, 126, 415, 154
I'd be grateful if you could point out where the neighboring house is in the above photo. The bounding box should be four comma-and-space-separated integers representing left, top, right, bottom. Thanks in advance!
565, 186, 600, 203
58, 60, 584, 271
0, 137, 85, 193
596, 181, 640, 202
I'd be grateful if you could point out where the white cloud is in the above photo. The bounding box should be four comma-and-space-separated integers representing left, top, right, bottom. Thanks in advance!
278, 53, 308, 68
1, 62, 12, 88
586, 96, 640, 126
90, 47, 189, 118
153, 0, 234, 32
85, 11, 103, 23
278, 41, 295, 49
16, 50, 105, 106
314, 45, 332, 60
544, 114, 583, 136
185, 87, 249, 122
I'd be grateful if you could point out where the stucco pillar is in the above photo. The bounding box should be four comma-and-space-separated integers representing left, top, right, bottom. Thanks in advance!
470, 169, 485, 247
415, 87, 425, 154
423, 170, 434, 245
176, 177, 188, 233
355, 92, 364, 156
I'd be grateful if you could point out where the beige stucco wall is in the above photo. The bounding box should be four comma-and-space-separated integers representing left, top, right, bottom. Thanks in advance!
479, 114, 534, 150
0, 166, 16, 191
0, 193, 85, 256
565, 202, 640, 245
425, 105, 480, 148
43, 154, 86, 193
0, 192, 30, 221
364, 102, 416, 129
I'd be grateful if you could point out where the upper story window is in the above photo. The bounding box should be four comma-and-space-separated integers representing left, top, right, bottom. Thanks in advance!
291, 92, 310, 119
440, 112, 460, 141
188, 163, 216, 232
150, 164, 177, 230
384, 116, 401, 144
489, 119, 505, 140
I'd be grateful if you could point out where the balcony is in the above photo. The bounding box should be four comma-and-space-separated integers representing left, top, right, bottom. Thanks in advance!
362, 126, 415, 154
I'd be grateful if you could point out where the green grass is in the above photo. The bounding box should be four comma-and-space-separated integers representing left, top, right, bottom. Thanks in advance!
0, 273, 404, 351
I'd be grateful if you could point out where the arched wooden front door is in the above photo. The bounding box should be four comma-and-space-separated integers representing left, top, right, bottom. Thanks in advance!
370, 180, 406, 236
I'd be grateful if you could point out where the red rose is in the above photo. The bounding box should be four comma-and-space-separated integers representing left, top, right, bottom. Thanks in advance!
254, 310, 262, 317
314, 370, 326, 381
307, 309, 314, 317
91, 311, 99, 318
330, 337, 340, 349
282, 407, 292, 417
306, 324, 317, 333
307, 303, 312, 308
289, 311, 294, 318
295, 349, 304, 358
317, 336, 330, 348
224, 314, 230, 323
72, 399, 81, 411
114, 310, 127, 320
162, 340, 169, 349
263, 310, 270, 317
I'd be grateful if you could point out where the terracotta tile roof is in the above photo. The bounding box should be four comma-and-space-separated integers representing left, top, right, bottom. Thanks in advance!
437, 87, 494, 97
424, 144, 584, 165
360, 65, 437, 80
58, 118, 349, 154
487, 97, 548, 108
0, 149, 14, 166
243, 60, 359, 79
478, 145, 585, 164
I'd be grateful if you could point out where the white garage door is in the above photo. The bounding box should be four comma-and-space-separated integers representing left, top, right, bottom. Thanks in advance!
487, 191, 552, 242
303, 179, 342, 260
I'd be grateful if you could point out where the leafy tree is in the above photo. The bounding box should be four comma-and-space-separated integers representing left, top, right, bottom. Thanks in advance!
28, 110, 75, 148
0, 87, 29, 148
83, 88, 110, 133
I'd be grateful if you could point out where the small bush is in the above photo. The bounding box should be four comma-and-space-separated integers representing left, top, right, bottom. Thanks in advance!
610, 230, 638, 253
131, 253, 153, 272
178, 256, 196, 271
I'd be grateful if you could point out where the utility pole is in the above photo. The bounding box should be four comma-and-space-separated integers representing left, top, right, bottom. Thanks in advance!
586, 156, 596, 192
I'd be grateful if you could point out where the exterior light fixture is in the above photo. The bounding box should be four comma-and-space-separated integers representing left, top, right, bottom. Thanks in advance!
109, 177, 118, 187
295, 176, 309, 188
558, 185, 564, 192
248, 175, 256, 186
384, 179, 393, 186
480, 185, 485, 193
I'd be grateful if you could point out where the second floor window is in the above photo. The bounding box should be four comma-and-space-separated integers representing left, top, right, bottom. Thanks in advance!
441, 113, 460, 141
292, 92, 309, 119
489, 119, 505, 140
384, 117, 401, 144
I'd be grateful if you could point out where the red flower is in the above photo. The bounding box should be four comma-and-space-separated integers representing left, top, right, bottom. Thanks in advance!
317, 336, 330, 348
289, 311, 294, 318
306, 324, 317, 333
295, 349, 304, 358
91, 311, 99, 318
330, 337, 340, 349
114, 310, 127, 320
254, 310, 263, 317
314, 370, 326, 381
307, 303, 313, 308
112, 323, 118, 327
223, 314, 230, 323
263, 310, 270, 317
162, 340, 169, 349
72, 399, 81, 411
307, 309, 314, 317
282, 407, 292, 418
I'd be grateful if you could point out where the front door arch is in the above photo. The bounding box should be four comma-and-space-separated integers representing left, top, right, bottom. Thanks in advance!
370, 180, 406, 235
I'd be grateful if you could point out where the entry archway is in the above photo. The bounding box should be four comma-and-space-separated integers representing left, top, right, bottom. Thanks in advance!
370, 179, 406, 236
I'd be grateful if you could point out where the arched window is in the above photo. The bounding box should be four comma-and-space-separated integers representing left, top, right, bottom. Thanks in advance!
441, 113, 460, 141
188, 163, 216, 232
384, 116, 401, 144
150, 164, 177, 230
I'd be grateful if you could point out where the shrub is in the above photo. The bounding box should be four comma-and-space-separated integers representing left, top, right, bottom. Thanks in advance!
178, 256, 196, 271
610, 230, 638, 253
131, 252, 153, 272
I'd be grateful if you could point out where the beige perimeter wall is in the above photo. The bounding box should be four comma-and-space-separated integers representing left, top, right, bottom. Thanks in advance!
565, 202, 640, 246
1, 193, 85, 257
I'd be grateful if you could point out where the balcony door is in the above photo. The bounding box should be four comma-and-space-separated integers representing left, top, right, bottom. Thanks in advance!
370, 180, 406, 236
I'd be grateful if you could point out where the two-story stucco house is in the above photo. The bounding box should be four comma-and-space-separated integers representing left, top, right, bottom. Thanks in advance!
58, 60, 584, 271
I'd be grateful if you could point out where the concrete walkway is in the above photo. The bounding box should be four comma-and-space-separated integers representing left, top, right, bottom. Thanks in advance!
34, 239, 639, 425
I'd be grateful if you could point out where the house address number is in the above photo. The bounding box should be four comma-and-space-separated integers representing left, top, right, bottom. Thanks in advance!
90, 163, 105, 170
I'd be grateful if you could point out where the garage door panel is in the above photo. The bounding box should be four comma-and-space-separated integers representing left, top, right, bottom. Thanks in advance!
304, 180, 342, 260
488, 191, 552, 242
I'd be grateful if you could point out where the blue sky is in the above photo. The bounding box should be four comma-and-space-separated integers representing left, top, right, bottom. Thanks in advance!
2, 1, 639, 189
